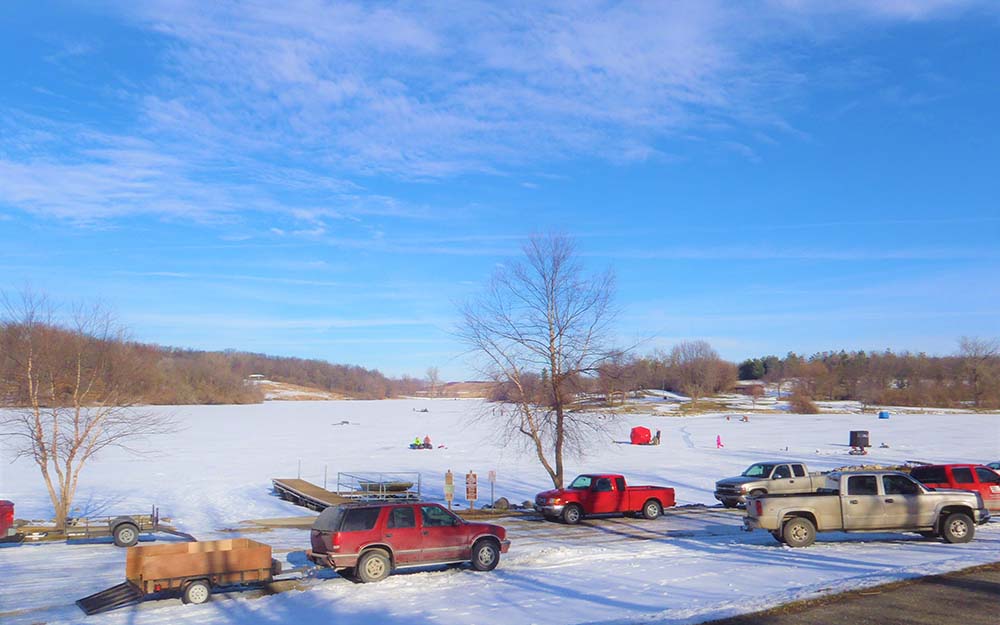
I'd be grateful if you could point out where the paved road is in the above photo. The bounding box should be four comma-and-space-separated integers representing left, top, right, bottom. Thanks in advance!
706, 562, 1000, 625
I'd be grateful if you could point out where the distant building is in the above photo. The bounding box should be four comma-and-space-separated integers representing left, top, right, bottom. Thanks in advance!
246, 374, 265, 385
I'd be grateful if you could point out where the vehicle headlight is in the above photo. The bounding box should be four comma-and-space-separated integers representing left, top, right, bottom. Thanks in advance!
549, 497, 561, 504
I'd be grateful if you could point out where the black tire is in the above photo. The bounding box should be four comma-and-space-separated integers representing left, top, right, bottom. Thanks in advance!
356, 549, 392, 583
182, 580, 211, 605
782, 517, 816, 548
770, 530, 785, 544
641, 499, 662, 520
561, 504, 583, 525
941, 513, 975, 544
113, 523, 139, 548
470, 540, 500, 571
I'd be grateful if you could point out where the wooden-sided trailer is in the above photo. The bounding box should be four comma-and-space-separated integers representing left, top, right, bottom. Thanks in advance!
77, 538, 281, 615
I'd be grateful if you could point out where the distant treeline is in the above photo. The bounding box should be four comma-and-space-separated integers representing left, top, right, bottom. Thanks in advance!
1, 321, 425, 406
736, 341, 1000, 409
583, 338, 1000, 410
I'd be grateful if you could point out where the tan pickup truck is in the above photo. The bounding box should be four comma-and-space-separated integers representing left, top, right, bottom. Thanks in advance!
715, 461, 827, 508
743, 470, 990, 547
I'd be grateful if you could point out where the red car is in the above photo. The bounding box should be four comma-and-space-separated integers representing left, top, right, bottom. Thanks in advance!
910, 464, 1000, 511
535, 473, 676, 524
307, 502, 510, 582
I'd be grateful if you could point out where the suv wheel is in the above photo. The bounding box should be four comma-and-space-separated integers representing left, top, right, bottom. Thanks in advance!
357, 549, 392, 583
471, 540, 500, 571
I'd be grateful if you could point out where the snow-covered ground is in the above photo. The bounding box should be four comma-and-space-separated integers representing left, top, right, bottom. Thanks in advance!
1, 399, 998, 624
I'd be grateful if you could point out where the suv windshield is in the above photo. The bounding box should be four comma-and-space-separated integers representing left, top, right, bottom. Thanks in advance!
742, 464, 775, 478
569, 476, 593, 489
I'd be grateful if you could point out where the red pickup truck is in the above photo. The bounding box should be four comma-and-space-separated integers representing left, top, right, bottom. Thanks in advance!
910, 464, 1000, 511
307, 502, 510, 582
534, 474, 676, 524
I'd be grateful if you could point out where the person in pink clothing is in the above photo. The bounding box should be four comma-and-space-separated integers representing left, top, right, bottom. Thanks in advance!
716, 435, 724, 448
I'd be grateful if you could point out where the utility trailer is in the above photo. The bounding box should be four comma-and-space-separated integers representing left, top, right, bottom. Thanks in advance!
18, 505, 193, 547
77, 538, 287, 614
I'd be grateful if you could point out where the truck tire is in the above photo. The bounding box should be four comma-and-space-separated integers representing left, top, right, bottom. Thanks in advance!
113, 523, 139, 547
782, 517, 816, 548
357, 549, 392, 583
471, 539, 500, 571
562, 504, 583, 525
182, 580, 211, 605
641, 500, 662, 520
941, 512, 974, 544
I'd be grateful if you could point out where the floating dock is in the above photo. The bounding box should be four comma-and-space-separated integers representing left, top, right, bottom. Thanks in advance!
271, 479, 351, 511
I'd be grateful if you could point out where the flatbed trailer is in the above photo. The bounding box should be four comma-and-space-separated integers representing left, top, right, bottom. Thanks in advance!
17, 506, 194, 547
76, 538, 309, 615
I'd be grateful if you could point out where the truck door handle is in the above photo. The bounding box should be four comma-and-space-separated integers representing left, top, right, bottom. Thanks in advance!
789, 480, 795, 483
884, 498, 894, 504
384, 533, 393, 538
422, 530, 429, 535
849, 499, 858, 504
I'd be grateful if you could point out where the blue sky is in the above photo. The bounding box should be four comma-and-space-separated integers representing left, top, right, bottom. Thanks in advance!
1, 1, 998, 380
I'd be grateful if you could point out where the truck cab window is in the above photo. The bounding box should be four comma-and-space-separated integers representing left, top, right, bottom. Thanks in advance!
773, 465, 792, 479
847, 475, 878, 496
594, 478, 613, 492
615, 477, 626, 491
792, 465, 806, 478
882, 474, 920, 495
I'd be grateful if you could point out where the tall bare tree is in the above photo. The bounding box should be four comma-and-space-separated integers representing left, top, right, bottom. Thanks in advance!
425, 366, 441, 398
0, 291, 174, 528
460, 234, 617, 489
959, 336, 1000, 408
668, 340, 735, 404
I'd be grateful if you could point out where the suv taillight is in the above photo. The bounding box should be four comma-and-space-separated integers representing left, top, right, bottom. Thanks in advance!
331, 532, 342, 552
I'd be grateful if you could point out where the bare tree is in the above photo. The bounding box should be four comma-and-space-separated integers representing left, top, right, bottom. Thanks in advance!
959, 336, 1000, 408
460, 234, 617, 489
425, 366, 441, 398
668, 340, 733, 404
0, 291, 175, 528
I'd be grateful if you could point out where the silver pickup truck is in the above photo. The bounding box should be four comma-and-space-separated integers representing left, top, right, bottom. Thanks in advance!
743, 470, 990, 547
715, 461, 826, 507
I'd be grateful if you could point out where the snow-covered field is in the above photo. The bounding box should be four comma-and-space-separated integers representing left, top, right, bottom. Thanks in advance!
2, 399, 998, 625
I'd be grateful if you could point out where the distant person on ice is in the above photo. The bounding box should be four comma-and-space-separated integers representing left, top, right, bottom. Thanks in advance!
423, 435, 432, 448
716, 435, 724, 449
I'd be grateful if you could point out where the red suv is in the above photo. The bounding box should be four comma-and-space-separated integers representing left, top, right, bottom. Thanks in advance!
307, 502, 510, 582
910, 464, 1000, 511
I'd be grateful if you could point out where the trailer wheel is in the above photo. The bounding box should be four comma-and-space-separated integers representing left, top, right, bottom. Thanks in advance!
182, 580, 211, 605
113, 523, 139, 547
642, 500, 662, 520
561, 504, 583, 525
782, 517, 816, 548
941, 513, 974, 544
357, 549, 391, 583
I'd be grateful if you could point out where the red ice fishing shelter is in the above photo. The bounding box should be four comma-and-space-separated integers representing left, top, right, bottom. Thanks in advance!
630, 426, 651, 445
